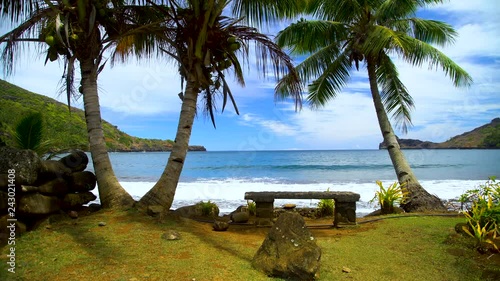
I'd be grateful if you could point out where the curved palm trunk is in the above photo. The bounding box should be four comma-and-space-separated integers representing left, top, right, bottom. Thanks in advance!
366, 59, 445, 212
137, 75, 199, 211
80, 58, 135, 209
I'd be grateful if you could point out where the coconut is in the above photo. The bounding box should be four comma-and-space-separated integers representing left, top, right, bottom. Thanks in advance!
229, 42, 241, 51
45, 35, 55, 46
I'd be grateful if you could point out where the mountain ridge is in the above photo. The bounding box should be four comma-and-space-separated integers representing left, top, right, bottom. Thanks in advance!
0, 79, 206, 152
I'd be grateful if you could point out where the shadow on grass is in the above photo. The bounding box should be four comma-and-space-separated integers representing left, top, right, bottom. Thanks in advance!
53, 211, 138, 264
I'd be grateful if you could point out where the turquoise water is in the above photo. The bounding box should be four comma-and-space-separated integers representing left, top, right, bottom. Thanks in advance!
105, 149, 500, 183
87, 149, 500, 213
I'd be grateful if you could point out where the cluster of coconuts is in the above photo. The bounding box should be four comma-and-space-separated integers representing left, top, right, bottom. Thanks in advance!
42, 23, 81, 62
209, 35, 241, 71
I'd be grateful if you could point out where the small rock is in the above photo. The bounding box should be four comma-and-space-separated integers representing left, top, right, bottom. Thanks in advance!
342, 266, 351, 273
283, 203, 296, 209
98, 222, 106, 227
68, 211, 78, 219
213, 220, 229, 231
161, 230, 181, 240
129, 278, 138, 281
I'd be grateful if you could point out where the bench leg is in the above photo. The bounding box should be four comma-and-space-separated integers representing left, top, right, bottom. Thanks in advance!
254, 199, 274, 226
333, 201, 357, 227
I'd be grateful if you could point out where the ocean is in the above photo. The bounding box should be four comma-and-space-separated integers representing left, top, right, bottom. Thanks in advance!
86, 149, 500, 215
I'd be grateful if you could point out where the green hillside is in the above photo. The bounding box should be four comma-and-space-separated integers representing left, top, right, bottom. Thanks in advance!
0, 79, 184, 152
380, 118, 500, 149
441, 118, 500, 148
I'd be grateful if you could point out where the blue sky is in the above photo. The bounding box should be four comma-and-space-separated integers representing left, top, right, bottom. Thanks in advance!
2, 0, 500, 151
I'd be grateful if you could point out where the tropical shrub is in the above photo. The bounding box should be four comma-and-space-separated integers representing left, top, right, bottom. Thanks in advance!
459, 177, 500, 251
196, 201, 219, 217
247, 200, 256, 216
370, 181, 408, 214
317, 188, 335, 217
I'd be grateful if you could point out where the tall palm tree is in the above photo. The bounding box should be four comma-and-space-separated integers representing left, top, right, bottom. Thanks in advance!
136, 0, 303, 211
0, 0, 163, 209
276, 0, 473, 212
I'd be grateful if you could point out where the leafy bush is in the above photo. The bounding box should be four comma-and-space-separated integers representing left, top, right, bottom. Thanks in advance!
459, 177, 500, 251
247, 200, 256, 216
317, 188, 334, 217
196, 200, 219, 217
370, 181, 408, 214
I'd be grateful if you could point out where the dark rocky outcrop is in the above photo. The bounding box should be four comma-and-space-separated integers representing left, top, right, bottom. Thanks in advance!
0, 146, 41, 185
59, 150, 89, 173
252, 212, 321, 280
187, 145, 207, 152
379, 136, 439, 149
0, 147, 97, 246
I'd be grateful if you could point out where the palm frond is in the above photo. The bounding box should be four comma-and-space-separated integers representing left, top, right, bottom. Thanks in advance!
306, 0, 363, 21
231, 0, 305, 27
0, 0, 41, 22
0, 6, 53, 75
276, 19, 347, 55
14, 112, 44, 152
363, 25, 472, 87
295, 44, 343, 82
230, 24, 303, 109
307, 51, 351, 109
376, 0, 419, 23
376, 52, 414, 133
404, 18, 456, 46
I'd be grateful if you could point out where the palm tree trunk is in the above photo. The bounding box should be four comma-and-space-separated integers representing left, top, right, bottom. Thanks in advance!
137, 75, 199, 211
80, 58, 135, 209
366, 58, 445, 212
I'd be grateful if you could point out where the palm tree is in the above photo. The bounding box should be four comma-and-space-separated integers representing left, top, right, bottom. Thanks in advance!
136, 0, 303, 211
276, 0, 473, 212
0, 0, 163, 209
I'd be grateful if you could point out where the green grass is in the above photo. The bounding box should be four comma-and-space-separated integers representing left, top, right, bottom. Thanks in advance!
0, 211, 498, 281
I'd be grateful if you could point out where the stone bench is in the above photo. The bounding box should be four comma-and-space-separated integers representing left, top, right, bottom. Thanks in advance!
244, 191, 360, 227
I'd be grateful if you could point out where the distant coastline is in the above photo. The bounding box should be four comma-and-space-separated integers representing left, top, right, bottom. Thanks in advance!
109, 145, 207, 152
379, 118, 500, 150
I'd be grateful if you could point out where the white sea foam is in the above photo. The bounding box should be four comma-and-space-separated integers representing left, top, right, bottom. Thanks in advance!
89, 179, 486, 215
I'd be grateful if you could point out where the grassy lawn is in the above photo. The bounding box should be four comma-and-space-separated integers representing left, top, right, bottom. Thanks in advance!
1, 210, 499, 281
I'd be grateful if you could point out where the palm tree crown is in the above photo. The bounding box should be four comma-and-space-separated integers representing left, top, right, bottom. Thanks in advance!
276, 0, 473, 212
277, 0, 472, 132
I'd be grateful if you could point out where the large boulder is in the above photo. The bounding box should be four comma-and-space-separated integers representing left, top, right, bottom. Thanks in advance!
0, 147, 41, 185
68, 171, 96, 192
22, 178, 69, 196
61, 192, 97, 209
59, 150, 89, 172
252, 212, 321, 280
231, 212, 250, 223
18, 193, 61, 215
37, 160, 72, 183
173, 203, 220, 219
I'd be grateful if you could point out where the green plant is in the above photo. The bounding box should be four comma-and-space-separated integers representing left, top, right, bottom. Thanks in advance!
463, 210, 499, 252
459, 177, 500, 251
247, 200, 256, 216
196, 201, 219, 217
370, 181, 408, 214
317, 188, 335, 217
14, 112, 52, 156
